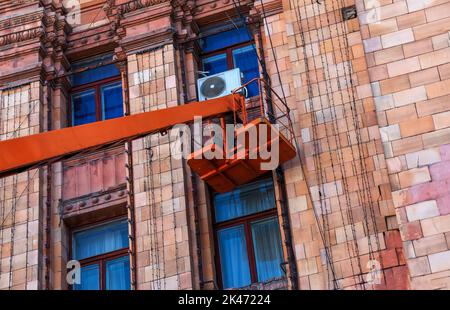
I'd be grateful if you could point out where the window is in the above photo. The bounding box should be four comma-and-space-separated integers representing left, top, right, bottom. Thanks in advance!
72, 219, 130, 290
70, 54, 123, 126
201, 26, 260, 97
213, 179, 284, 289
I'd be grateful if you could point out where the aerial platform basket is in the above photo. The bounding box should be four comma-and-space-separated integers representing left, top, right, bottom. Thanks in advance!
187, 78, 297, 193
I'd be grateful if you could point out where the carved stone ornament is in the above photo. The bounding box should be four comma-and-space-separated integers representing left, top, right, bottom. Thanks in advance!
0, 27, 44, 47
119, 0, 169, 15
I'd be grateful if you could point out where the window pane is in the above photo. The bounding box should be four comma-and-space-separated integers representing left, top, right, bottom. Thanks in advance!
251, 217, 284, 282
106, 256, 131, 290
217, 225, 251, 289
72, 89, 96, 126
74, 264, 100, 290
232, 45, 260, 97
71, 54, 120, 86
203, 53, 228, 76
101, 82, 123, 120
202, 27, 252, 53
214, 179, 275, 222
73, 219, 128, 260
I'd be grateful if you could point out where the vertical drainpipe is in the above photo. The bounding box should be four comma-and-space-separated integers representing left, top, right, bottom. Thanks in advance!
255, 23, 299, 290
178, 44, 204, 289
45, 80, 52, 290
121, 60, 138, 289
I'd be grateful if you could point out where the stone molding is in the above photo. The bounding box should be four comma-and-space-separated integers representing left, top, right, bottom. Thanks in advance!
119, 0, 169, 15
0, 26, 44, 46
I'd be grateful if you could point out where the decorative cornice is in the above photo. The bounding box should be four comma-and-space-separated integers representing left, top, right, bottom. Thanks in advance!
104, 0, 126, 60
120, 26, 174, 54
252, 0, 283, 17
173, 0, 198, 43
0, 62, 44, 90
0, 8, 43, 30
0, 26, 44, 47
0, 0, 38, 14
119, 0, 169, 15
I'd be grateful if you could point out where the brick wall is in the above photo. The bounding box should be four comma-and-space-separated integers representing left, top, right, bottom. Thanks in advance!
356, 0, 450, 289
0, 82, 42, 289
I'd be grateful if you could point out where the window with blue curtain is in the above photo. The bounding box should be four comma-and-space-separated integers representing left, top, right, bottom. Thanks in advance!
214, 179, 284, 289
106, 256, 131, 290
72, 219, 130, 290
251, 217, 284, 282
101, 82, 124, 120
217, 225, 252, 288
214, 178, 275, 223
201, 26, 260, 97
72, 89, 96, 126
201, 27, 252, 53
70, 54, 123, 126
70, 54, 120, 87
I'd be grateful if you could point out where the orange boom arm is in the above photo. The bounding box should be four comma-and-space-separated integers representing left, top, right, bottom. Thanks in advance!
0, 94, 243, 178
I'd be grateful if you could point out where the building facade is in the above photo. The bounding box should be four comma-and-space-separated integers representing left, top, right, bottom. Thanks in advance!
0, 0, 450, 290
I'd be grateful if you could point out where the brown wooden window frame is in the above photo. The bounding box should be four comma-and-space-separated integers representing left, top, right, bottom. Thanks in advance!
201, 41, 254, 72
211, 177, 283, 289
201, 39, 261, 100
69, 216, 130, 290
76, 248, 129, 290
69, 75, 122, 126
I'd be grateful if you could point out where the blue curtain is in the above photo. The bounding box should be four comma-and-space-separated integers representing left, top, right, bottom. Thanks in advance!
232, 45, 260, 97
71, 54, 120, 86
72, 89, 96, 126
106, 256, 131, 290
73, 220, 128, 260
217, 225, 251, 289
214, 179, 275, 222
251, 217, 284, 282
101, 82, 123, 120
201, 27, 252, 53
203, 53, 228, 76
74, 264, 100, 290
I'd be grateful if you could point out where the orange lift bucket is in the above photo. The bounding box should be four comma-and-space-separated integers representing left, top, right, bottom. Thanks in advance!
187, 78, 298, 193
187, 117, 297, 193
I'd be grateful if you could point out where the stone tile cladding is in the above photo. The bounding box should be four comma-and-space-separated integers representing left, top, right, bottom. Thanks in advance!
0, 83, 41, 290
358, 0, 450, 289
259, 0, 410, 289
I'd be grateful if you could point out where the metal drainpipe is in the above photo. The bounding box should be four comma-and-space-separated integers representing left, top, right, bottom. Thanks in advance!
121, 61, 138, 289
45, 80, 52, 290
178, 44, 205, 289
255, 24, 299, 290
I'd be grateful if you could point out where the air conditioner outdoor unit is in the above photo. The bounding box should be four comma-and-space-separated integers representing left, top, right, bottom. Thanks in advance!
197, 68, 243, 101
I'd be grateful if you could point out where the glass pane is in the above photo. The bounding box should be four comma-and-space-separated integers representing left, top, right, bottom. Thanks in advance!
203, 53, 228, 76
232, 45, 260, 97
73, 219, 128, 260
74, 264, 100, 290
101, 82, 123, 120
106, 256, 131, 290
72, 89, 96, 126
71, 54, 120, 86
214, 179, 275, 223
251, 217, 284, 282
217, 225, 251, 289
202, 27, 252, 53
